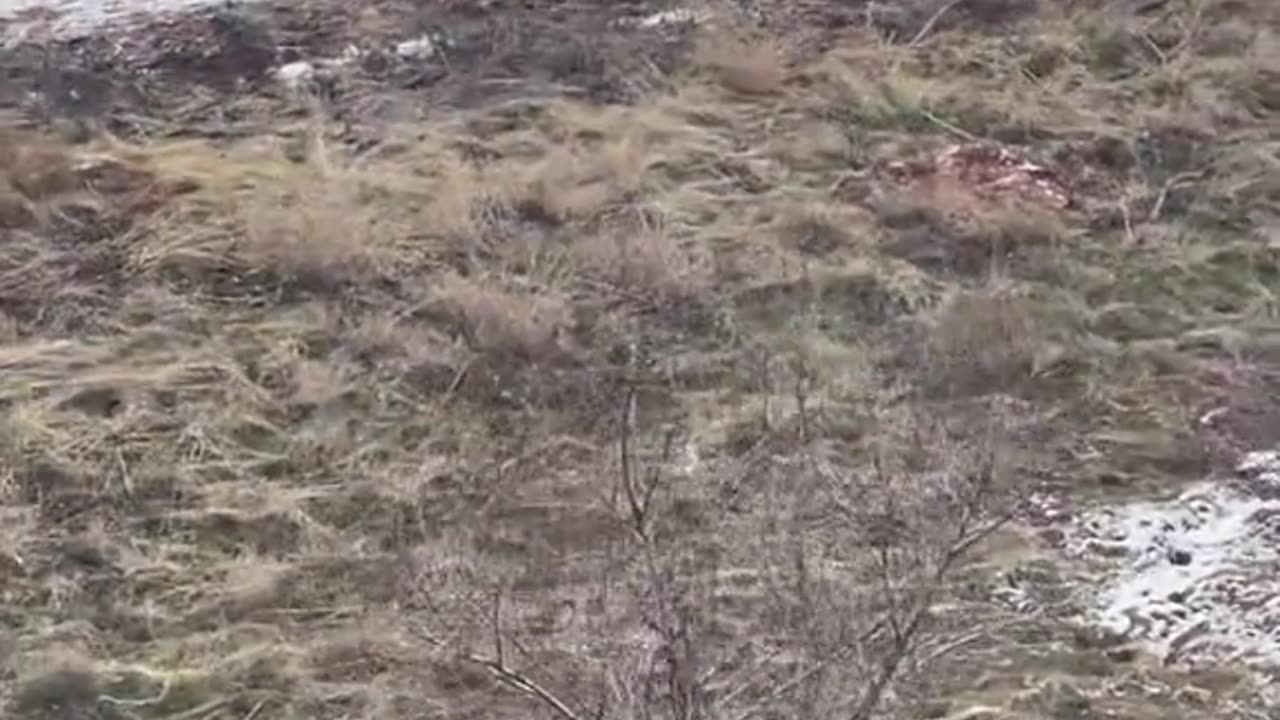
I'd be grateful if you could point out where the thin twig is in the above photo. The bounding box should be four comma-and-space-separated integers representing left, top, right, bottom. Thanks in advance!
99, 676, 171, 708
115, 447, 136, 502
492, 590, 506, 667
442, 358, 473, 405
921, 108, 978, 140
163, 697, 232, 720
413, 629, 584, 720
476, 660, 585, 720
1140, 32, 1168, 65
915, 614, 1039, 666
619, 386, 646, 536
727, 619, 891, 720
241, 697, 269, 720
1119, 197, 1136, 244
1148, 168, 1211, 222
909, 0, 966, 46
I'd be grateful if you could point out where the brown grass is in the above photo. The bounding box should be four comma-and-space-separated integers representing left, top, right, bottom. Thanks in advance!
3, 1, 1278, 718
571, 221, 714, 302
0, 130, 77, 200
435, 272, 573, 360
926, 285, 1043, 396
694, 28, 787, 95
239, 173, 401, 286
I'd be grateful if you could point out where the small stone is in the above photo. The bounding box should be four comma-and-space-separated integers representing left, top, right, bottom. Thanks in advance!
1098, 471, 1129, 487
1085, 540, 1130, 559
1072, 626, 1127, 650
1174, 685, 1212, 707
1168, 548, 1193, 566
1105, 646, 1137, 663
1038, 528, 1065, 546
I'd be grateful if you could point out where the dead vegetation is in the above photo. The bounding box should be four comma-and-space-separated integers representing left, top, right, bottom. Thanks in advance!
2, 0, 1279, 718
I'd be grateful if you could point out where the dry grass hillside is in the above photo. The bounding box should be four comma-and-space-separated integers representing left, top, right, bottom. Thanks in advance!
2, 0, 1279, 718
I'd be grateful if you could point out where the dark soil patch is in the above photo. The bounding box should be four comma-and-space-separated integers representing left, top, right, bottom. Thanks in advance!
2, 0, 697, 139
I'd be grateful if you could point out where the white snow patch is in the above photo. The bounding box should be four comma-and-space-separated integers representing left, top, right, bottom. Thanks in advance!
274, 61, 315, 89
272, 47, 363, 90
1238, 449, 1280, 484
395, 35, 438, 60
1, 0, 219, 40
1067, 451, 1280, 667
614, 8, 707, 29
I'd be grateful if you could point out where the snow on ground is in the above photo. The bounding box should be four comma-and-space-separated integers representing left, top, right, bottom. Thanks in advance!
1067, 450, 1280, 668
1, 0, 220, 42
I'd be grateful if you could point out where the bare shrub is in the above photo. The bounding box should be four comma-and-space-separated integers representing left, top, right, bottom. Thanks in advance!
397, 389, 1018, 720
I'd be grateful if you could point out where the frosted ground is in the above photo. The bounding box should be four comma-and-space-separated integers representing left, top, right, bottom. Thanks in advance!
1, 0, 213, 24
1067, 450, 1280, 668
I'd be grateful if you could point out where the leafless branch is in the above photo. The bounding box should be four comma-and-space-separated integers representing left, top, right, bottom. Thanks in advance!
909, 0, 966, 47
619, 385, 647, 536
1148, 167, 1211, 222
492, 590, 506, 668
412, 627, 585, 720
479, 657, 586, 720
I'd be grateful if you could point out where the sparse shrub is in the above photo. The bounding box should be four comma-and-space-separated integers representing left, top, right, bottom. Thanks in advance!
511, 139, 646, 223
396, 394, 1018, 720
572, 224, 713, 304
780, 205, 853, 257
240, 177, 397, 289
927, 286, 1041, 396
436, 273, 572, 360
1079, 21, 1139, 78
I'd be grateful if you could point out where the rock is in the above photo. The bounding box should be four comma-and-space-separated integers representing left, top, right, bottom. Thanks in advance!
1105, 646, 1137, 663
13, 668, 101, 718
1084, 540, 1130, 558
1097, 471, 1132, 488
1072, 626, 1127, 650
1038, 528, 1066, 547
1174, 685, 1212, 707
206, 8, 277, 83
1168, 548, 1193, 566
